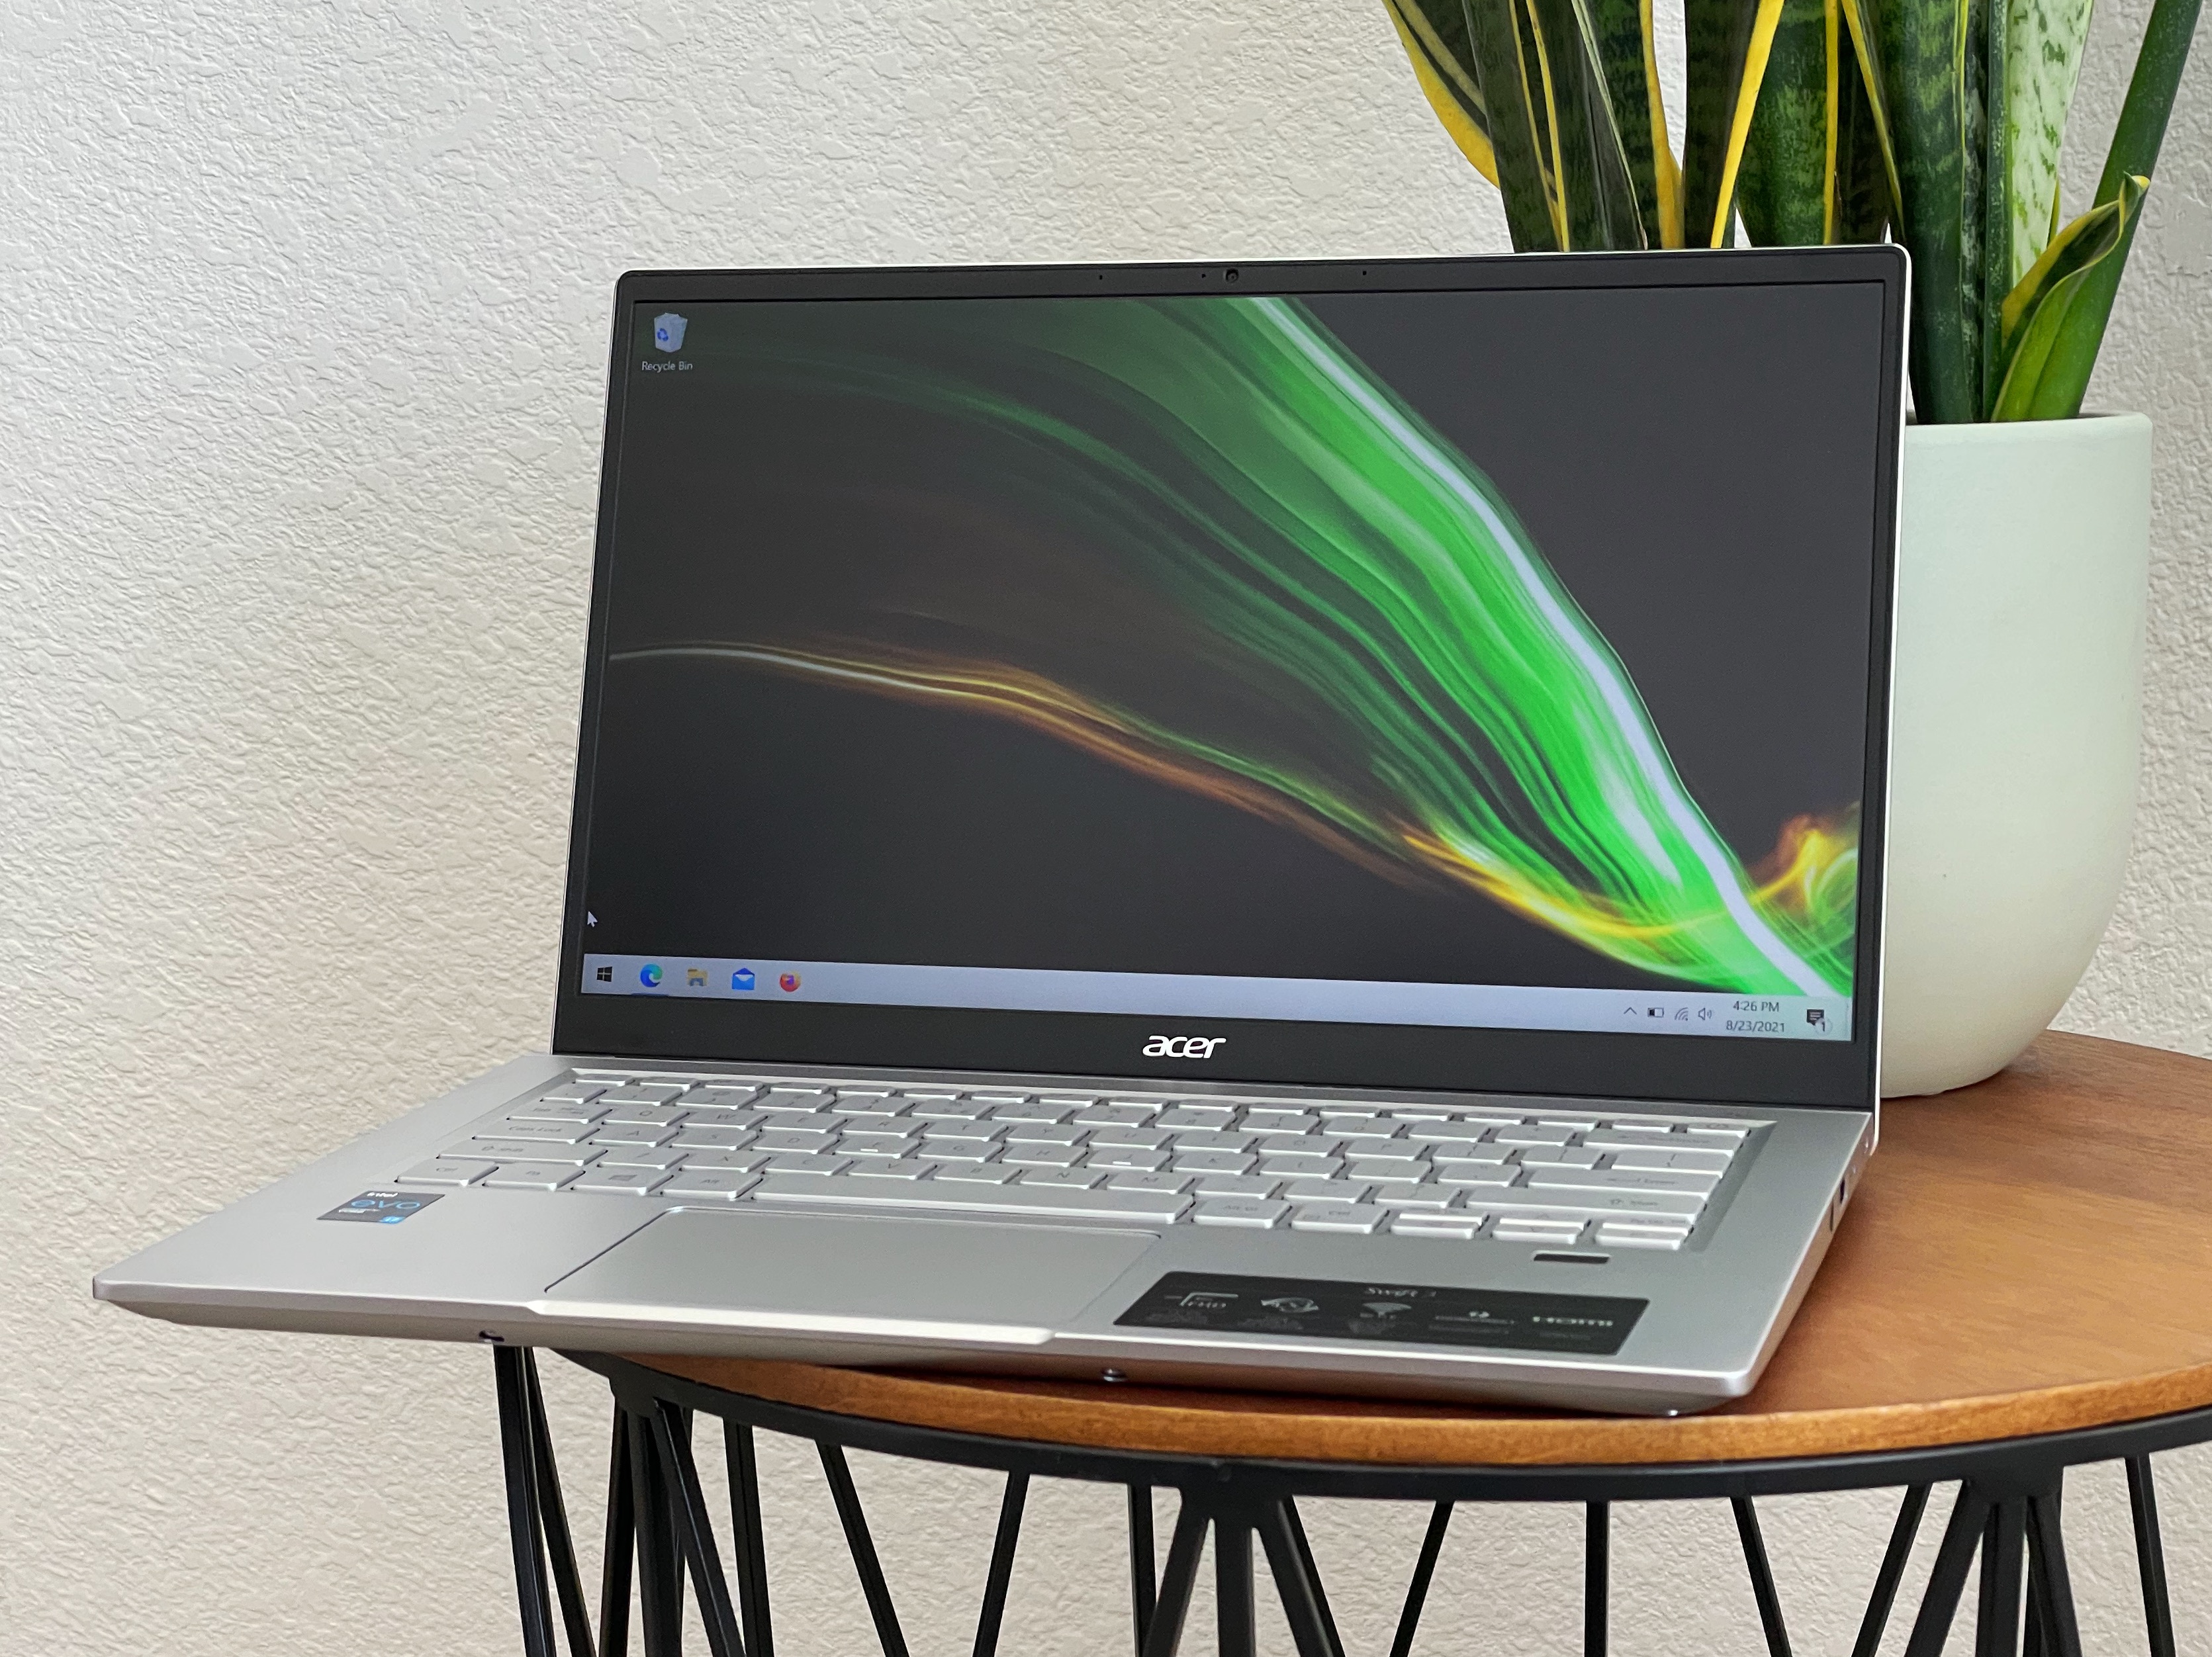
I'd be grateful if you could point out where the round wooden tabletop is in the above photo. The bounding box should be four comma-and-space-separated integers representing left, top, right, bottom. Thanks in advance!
633, 1033, 2212, 1466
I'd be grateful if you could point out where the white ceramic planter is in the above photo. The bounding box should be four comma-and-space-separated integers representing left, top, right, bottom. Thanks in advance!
1878, 413, 2152, 1097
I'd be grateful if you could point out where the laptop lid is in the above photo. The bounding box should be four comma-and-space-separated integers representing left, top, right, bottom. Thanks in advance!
553, 250, 1908, 1111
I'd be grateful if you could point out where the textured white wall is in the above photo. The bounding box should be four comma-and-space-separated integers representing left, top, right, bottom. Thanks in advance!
3, 1, 2207, 1653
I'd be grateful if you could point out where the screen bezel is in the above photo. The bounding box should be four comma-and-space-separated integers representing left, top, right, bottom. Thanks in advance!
552, 248, 1908, 1110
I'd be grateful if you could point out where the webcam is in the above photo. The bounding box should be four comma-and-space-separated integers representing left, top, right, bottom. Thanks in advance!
1225, 267, 1240, 284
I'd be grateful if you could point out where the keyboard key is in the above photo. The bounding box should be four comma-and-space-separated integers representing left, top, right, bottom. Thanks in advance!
572, 1167, 671, 1194
755, 1129, 839, 1153
1086, 1126, 1172, 1150
761, 1154, 850, 1176
1243, 1112, 1318, 1135
758, 1089, 836, 1110
672, 1126, 757, 1149
1259, 1155, 1343, 1178
1400, 1121, 1493, 1143
1189, 1174, 1279, 1198
1017, 1169, 1104, 1190
1597, 1227, 1686, 1250
960, 1091, 1034, 1106
1607, 1147, 1733, 1173
1262, 1136, 1348, 1159
1684, 1124, 1752, 1141
1594, 1122, 1679, 1138
1085, 1147, 1170, 1171
679, 1085, 760, 1106
1291, 1203, 1385, 1234
1348, 1161, 1426, 1184
748, 1173, 1189, 1222
918, 1118, 1004, 1141
661, 1170, 760, 1201
487, 1118, 598, 1143
598, 1085, 686, 1104
1481, 1186, 1705, 1217
1524, 1167, 1721, 1194
988, 1100, 1074, 1123
481, 1163, 581, 1190
463, 1139, 602, 1165
1076, 1106, 1159, 1128
1156, 1106, 1236, 1130
847, 1159, 942, 1181
1104, 1172, 1191, 1194
594, 1145, 684, 1171
907, 1098, 992, 1121
535, 1084, 607, 1105
1536, 1116, 1600, 1131
396, 1158, 495, 1187
1346, 1143, 1426, 1165
999, 1122, 1086, 1145
924, 1138, 999, 1163
675, 1150, 768, 1172
1434, 1168, 1518, 1190
1373, 1188, 1455, 1209
1169, 1129, 1258, 1152
1172, 1150, 1255, 1174
599, 1106, 688, 1128
831, 1096, 906, 1118
1516, 1147, 1603, 1168
590, 1125, 677, 1147
504, 1102, 608, 1126
1492, 1125, 1575, 1146
1282, 1179, 1370, 1204
1193, 1197, 1287, 1230
1428, 1145, 1511, 1166
935, 1163, 1019, 1184
1390, 1213, 1480, 1238
999, 1143, 1085, 1169
1330, 1121, 1402, 1142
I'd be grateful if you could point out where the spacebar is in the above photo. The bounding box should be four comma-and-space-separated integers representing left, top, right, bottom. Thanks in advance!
747, 1174, 1189, 1222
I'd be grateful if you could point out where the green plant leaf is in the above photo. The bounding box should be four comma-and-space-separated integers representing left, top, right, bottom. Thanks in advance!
2020, 0, 2203, 416
1741, 0, 1894, 242
1455, 0, 1651, 248
1589, 0, 1687, 242
1684, 0, 1790, 245
1865, 0, 1988, 422
1988, 175, 2144, 418
1384, 0, 1500, 182
1836, 0, 1909, 217
2004, 0, 2097, 285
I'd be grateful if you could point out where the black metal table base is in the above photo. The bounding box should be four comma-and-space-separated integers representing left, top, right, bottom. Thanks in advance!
492, 1349, 2195, 1657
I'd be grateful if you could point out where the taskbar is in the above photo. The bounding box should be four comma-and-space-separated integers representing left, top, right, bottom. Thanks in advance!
579, 954, 1852, 1042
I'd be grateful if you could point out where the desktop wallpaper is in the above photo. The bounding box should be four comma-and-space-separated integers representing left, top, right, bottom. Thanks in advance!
584, 283, 1885, 1004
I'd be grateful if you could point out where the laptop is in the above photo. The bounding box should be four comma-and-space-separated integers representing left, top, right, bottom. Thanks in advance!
97, 248, 1907, 1415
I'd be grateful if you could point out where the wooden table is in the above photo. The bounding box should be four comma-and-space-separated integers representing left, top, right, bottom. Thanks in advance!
495, 1033, 2212, 1657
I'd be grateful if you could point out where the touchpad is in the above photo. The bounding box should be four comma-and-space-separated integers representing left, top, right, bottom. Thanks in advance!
543, 1209, 1157, 1336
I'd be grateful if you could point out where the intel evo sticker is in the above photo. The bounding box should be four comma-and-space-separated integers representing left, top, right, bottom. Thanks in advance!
320, 1190, 443, 1225
1117, 1271, 1645, 1355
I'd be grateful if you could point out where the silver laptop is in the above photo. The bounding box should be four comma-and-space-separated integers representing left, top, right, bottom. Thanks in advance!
97, 249, 1908, 1415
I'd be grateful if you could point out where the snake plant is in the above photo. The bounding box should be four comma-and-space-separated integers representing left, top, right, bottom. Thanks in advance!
1384, 0, 2200, 421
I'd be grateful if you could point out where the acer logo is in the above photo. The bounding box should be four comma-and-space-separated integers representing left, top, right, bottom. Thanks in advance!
1144, 1035, 1227, 1059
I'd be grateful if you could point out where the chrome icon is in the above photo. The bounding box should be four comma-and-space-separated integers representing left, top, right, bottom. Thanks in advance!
639, 963, 664, 988
778, 972, 801, 993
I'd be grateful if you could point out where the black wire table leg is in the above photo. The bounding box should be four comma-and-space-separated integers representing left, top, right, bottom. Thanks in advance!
970, 1472, 1028, 1657
522, 1353, 598, 1657
2025, 1482, 2084, 1657
723, 1424, 773, 1657
1733, 1496, 1793, 1657
1976, 1500, 2027, 1657
2127, 1456, 2178, 1657
600, 1409, 635, 1657
497, 1347, 560, 1657
1388, 1503, 1453, 1657
648, 1401, 747, 1657
1283, 1501, 1345, 1657
1215, 1510, 1257, 1657
1585, 1501, 1609, 1657
1904, 1486, 1995, 1657
627, 1410, 684, 1657
817, 1442, 909, 1657
1128, 1486, 1157, 1657
1853, 1485, 1931, 1657
1256, 1501, 1334, 1657
1141, 1498, 1209, 1657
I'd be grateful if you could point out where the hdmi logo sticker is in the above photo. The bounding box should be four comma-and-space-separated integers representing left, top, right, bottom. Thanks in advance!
1144, 1036, 1226, 1058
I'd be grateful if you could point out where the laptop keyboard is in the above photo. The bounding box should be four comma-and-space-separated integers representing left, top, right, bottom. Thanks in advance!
394, 1074, 1765, 1252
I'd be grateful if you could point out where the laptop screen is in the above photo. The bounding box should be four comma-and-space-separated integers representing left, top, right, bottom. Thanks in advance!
566, 262, 1898, 1089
